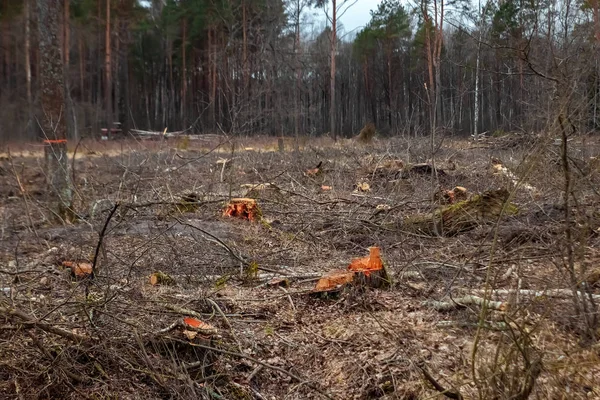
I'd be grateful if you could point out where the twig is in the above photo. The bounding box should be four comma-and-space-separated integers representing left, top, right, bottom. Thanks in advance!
174, 217, 280, 274
164, 304, 206, 320
91, 202, 119, 278
279, 286, 296, 311
8, 150, 37, 236
206, 298, 243, 352
182, 340, 334, 399
248, 365, 264, 382
416, 361, 463, 400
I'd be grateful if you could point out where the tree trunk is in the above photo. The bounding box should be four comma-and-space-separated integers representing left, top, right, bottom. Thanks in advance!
64, 0, 70, 66
242, 0, 249, 91
105, 0, 112, 136
37, 0, 74, 221
294, 0, 301, 150
181, 18, 187, 127
25, 0, 34, 138
330, 0, 337, 140
79, 34, 84, 101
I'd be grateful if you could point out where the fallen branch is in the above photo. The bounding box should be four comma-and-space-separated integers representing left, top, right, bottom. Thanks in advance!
476, 289, 600, 301
424, 295, 507, 311
0, 305, 91, 342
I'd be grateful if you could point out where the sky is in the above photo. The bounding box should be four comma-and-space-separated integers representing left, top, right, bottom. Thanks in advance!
337, 0, 383, 34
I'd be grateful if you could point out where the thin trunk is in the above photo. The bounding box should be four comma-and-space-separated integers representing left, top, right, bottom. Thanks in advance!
242, 0, 249, 91
330, 0, 337, 140
25, 0, 34, 138
181, 18, 187, 127
473, 3, 483, 140
387, 45, 393, 129
79, 34, 85, 101
105, 0, 112, 136
294, 0, 302, 149
167, 37, 174, 128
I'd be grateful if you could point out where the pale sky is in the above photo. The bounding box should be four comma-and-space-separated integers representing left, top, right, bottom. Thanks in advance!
338, 0, 384, 34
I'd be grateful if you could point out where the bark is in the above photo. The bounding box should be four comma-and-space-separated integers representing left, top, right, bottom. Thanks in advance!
64, 0, 70, 66
37, 0, 74, 220
25, 0, 34, 138
330, 0, 337, 141
105, 0, 112, 136
181, 18, 187, 127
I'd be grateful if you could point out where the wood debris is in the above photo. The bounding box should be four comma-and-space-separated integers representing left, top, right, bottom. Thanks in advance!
183, 317, 217, 335
149, 271, 175, 286
436, 186, 468, 204
354, 182, 371, 192
305, 161, 323, 177
267, 278, 291, 288
425, 295, 507, 312
401, 163, 446, 177
62, 261, 93, 278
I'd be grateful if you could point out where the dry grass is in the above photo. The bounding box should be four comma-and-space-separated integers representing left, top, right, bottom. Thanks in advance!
1, 133, 599, 399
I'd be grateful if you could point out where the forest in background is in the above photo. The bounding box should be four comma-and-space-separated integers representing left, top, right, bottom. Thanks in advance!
0, 0, 599, 141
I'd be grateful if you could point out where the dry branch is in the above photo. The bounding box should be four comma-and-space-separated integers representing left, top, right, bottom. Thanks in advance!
477, 289, 600, 301
425, 295, 507, 311
0, 304, 91, 342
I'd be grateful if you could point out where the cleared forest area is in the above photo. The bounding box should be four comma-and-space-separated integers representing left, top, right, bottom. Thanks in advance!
1, 134, 599, 399
2, 0, 600, 398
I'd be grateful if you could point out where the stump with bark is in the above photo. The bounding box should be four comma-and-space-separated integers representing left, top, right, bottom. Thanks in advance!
403, 189, 516, 236
357, 123, 376, 143
312, 247, 391, 297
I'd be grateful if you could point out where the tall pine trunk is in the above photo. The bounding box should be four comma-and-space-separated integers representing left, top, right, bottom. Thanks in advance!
105, 0, 112, 137
330, 0, 337, 140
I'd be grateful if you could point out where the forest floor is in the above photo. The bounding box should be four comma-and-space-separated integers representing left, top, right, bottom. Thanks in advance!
1, 133, 600, 400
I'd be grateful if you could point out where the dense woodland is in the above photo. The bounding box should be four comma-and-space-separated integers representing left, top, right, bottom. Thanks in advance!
0, 0, 599, 141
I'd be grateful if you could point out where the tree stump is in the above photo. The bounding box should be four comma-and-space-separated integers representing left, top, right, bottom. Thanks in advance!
403, 189, 516, 236
312, 247, 391, 297
223, 198, 262, 221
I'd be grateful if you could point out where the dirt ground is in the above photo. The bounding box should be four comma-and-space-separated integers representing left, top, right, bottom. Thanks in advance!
1, 133, 600, 399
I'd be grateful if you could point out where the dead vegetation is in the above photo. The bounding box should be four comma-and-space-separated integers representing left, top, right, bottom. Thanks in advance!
1, 134, 600, 399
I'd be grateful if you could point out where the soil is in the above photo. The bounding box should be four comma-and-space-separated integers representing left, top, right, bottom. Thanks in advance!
1, 134, 600, 399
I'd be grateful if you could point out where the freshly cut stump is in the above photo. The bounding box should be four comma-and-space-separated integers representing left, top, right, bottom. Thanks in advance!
313, 247, 390, 296
223, 198, 261, 221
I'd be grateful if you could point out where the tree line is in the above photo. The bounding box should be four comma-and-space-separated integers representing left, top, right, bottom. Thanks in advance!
0, 0, 598, 141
